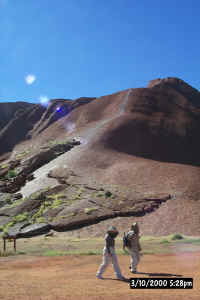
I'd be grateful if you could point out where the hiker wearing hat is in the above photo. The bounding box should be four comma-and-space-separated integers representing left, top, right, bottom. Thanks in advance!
96, 226, 125, 280
123, 222, 141, 273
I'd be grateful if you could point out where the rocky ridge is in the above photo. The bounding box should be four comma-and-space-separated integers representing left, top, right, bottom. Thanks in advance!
0, 77, 200, 238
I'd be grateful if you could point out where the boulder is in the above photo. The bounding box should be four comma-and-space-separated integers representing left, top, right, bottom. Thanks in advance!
6, 221, 30, 238
19, 223, 51, 238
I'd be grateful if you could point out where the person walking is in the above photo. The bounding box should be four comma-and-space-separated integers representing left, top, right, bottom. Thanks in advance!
123, 222, 142, 273
96, 226, 125, 280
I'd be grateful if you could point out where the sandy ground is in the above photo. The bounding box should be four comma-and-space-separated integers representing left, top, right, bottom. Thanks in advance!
0, 252, 199, 300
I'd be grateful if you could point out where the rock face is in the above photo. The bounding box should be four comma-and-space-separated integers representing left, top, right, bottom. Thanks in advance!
0, 140, 80, 194
0, 104, 45, 155
0, 77, 200, 237
0, 102, 34, 130
0, 181, 172, 238
102, 82, 200, 165
147, 77, 200, 107
19, 223, 50, 238
0, 97, 95, 157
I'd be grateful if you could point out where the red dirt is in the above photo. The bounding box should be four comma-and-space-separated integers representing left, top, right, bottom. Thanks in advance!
0, 252, 199, 300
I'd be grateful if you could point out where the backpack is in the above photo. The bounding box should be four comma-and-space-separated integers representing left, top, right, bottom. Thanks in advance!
123, 232, 131, 248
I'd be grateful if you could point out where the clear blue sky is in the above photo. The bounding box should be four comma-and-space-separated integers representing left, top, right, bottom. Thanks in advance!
0, 0, 200, 104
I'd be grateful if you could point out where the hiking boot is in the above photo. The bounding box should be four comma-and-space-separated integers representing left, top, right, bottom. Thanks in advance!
96, 274, 103, 279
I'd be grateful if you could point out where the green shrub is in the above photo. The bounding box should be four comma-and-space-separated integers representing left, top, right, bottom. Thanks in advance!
171, 233, 184, 240
5, 169, 18, 179
160, 239, 170, 244
105, 191, 112, 198
0, 164, 9, 169
14, 213, 29, 222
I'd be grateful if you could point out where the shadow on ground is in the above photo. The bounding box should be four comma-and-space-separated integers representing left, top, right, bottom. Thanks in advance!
134, 271, 183, 277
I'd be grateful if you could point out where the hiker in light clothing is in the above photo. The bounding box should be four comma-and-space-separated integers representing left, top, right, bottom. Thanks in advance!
123, 222, 142, 273
96, 226, 125, 280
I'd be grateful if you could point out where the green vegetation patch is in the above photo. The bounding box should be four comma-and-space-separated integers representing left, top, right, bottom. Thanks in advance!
3, 195, 14, 205
3, 212, 29, 235
105, 191, 112, 198
15, 149, 31, 159
31, 201, 51, 224
10, 197, 25, 208
4, 169, 18, 179
84, 207, 99, 214
169, 233, 184, 240
0, 251, 26, 257
46, 193, 66, 209
31, 193, 66, 223
0, 163, 9, 169
160, 239, 170, 244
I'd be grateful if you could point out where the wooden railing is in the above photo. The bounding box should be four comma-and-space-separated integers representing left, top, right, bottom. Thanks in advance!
2, 236, 17, 252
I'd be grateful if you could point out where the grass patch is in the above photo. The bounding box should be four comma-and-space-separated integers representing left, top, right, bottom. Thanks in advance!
10, 197, 25, 207
3, 212, 29, 235
173, 237, 200, 244
169, 233, 184, 240
0, 163, 9, 169
0, 250, 26, 257
46, 193, 65, 208
42, 249, 102, 256
160, 239, 170, 244
4, 169, 18, 179
42, 250, 69, 256
31, 202, 50, 224
15, 149, 31, 159
0, 234, 199, 257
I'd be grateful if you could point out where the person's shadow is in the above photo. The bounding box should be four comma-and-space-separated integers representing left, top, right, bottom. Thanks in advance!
101, 272, 183, 283
132, 271, 183, 277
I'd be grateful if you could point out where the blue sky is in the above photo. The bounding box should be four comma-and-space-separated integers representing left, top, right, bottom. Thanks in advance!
0, 0, 200, 104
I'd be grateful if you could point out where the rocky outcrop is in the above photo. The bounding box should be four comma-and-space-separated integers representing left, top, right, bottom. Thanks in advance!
0, 177, 172, 238
0, 102, 34, 130
0, 104, 45, 155
0, 139, 81, 194
101, 80, 200, 165
147, 77, 200, 106
19, 223, 51, 238
28, 97, 96, 138
0, 98, 95, 157
20, 139, 80, 174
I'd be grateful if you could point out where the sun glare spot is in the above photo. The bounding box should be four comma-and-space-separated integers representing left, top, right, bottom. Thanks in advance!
39, 95, 49, 107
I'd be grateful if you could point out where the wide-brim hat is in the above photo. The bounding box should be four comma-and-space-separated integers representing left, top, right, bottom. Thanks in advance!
107, 226, 118, 233
131, 222, 137, 228
131, 222, 139, 234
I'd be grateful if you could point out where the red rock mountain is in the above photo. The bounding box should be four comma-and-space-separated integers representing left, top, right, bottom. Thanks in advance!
0, 77, 200, 236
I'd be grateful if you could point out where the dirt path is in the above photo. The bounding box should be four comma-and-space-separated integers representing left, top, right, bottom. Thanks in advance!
0, 252, 199, 300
